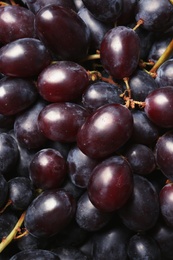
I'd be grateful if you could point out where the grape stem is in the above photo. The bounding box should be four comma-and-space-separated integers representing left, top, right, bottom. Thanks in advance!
0, 211, 26, 253
0, 200, 12, 214
150, 38, 173, 73
170, 0, 173, 5
133, 19, 144, 31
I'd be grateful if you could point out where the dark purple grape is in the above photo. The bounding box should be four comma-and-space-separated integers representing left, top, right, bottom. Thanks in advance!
88, 155, 133, 212
29, 148, 67, 190
24, 189, 76, 238
9, 249, 60, 260
14, 100, 47, 150
37, 61, 89, 102
0, 5, 35, 44
92, 225, 132, 260
155, 59, 173, 87
100, 26, 140, 79
8, 177, 34, 211
118, 175, 160, 232
25, 0, 76, 14
61, 177, 84, 200
124, 143, 156, 176
135, 0, 173, 32
67, 145, 98, 188
16, 233, 48, 251
81, 0, 122, 23
38, 102, 88, 143
0, 133, 19, 176
159, 183, 173, 227
78, 6, 113, 50
82, 81, 123, 113
117, 0, 137, 25
155, 131, 173, 181
144, 86, 173, 128
77, 103, 133, 159
52, 246, 89, 260
150, 218, 173, 259
0, 38, 52, 77
0, 173, 8, 208
75, 192, 112, 231
127, 68, 158, 101
0, 113, 15, 131
130, 110, 160, 146
35, 5, 90, 61
0, 210, 18, 241
127, 233, 161, 260
0, 77, 38, 116
148, 37, 173, 63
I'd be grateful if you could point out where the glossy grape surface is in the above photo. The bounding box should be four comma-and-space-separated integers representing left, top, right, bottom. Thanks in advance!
77, 103, 133, 159
14, 100, 47, 150
9, 249, 60, 260
0, 173, 8, 208
0, 77, 38, 116
118, 175, 159, 232
155, 131, 173, 181
144, 87, 173, 128
88, 155, 133, 212
24, 189, 76, 238
38, 102, 88, 142
75, 192, 112, 231
0, 38, 52, 77
100, 26, 140, 79
155, 59, 173, 87
159, 183, 173, 227
35, 5, 90, 61
0, 5, 35, 44
81, 0, 122, 23
29, 148, 67, 190
37, 61, 89, 102
82, 81, 123, 112
67, 145, 98, 188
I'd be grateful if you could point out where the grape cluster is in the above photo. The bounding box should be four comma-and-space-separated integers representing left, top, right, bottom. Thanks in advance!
0, 0, 173, 259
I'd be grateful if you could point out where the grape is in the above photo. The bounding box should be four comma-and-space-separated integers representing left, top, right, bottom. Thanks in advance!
0, 133, 19, 176
24, 0, 76, 14
75, 192, 112, 231
35, 5, 90, 61
130, 110, 160, 146
0, 5, 35, 44
92, 225, 132, 260
52, 246, 90, 260
159, 183, 173, 227
144, 86, 173, 128
0, 77, 38, 116
100, 26, 140, 79
77, 103, 133, 159
155, 130, 173, 181
127, 233, 161, 260
155, 59, 173, 87
16, 233, 48, 251
0, 38, 52, 77
0, 210, 18, 241
0, 173, 8, 208
9, 249, 60, 260
29, 148, 67, 190
8, 177, 34, 211
118, 175, 160, 232
124, 143, 156, 176
88, 155, 133, 212
78, 6, 113, 50
81, 0, 122, 23
67, 145, 98, 189
135, 0, 173, 32
117, 0, 137, 25
37, 61, 89, 103
127, 68, 158, 101
148, 37, 173, 63
38, 102, 88, 142
24, 189, 76, 238
82, 81, 123, 113
14, 100, 47, 150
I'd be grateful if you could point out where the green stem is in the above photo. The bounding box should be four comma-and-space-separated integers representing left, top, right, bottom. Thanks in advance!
0, 211, 26, 253
150, 39, 173, 73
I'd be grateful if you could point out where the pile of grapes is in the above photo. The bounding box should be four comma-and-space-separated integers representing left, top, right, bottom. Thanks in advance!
0, 0, 173, 259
